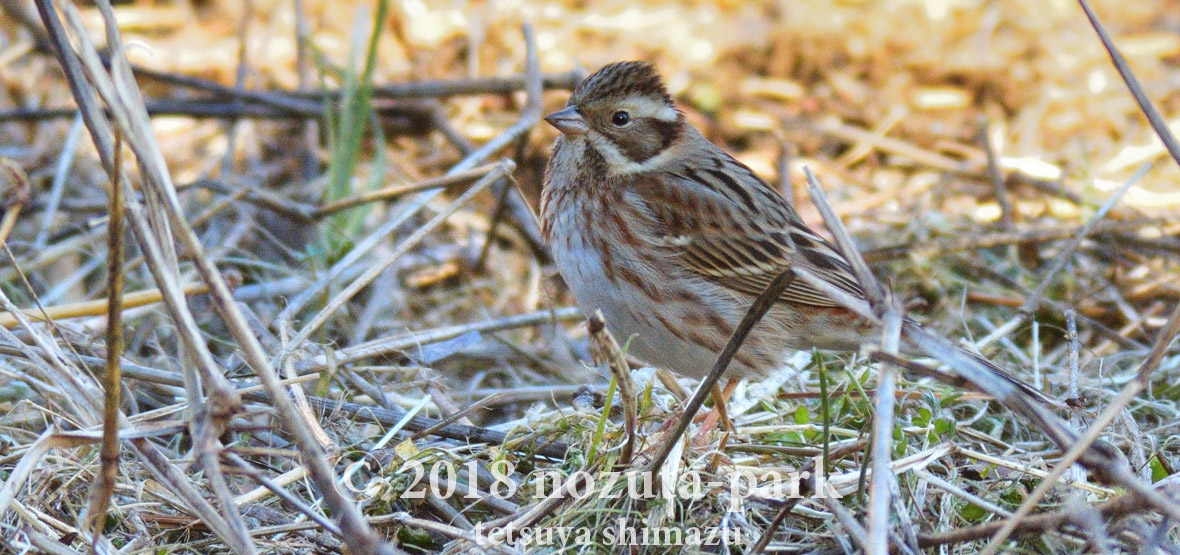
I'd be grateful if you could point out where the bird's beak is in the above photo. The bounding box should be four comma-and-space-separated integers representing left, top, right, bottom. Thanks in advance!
544, 106, 589, 135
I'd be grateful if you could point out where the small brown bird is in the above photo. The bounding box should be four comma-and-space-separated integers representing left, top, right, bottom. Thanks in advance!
541, 61, 1048, 401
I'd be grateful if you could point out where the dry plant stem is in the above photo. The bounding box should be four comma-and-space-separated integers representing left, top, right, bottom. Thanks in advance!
379, 512, 475, 543
708, 381, 735, 433
21, 528, 81, 555
224, 453, 343, 536
83, 131, 124, 539
476, 175, 514, 270
485, 467, 598, 544
410, 393, 503, 441
867, 309, 903, 554
261, 393, 570, 459
38, 2, 396, 553
191, 177, 315, 221
804, 168, 885, 301
72, 5, 257, 552
1066, 309, 1082, 423
314, 162, 503, 217
292, 0, 318, 180
587, 310, 638, 465
981, 302, 1180, 554
917, 486, 1179, 547
643, 269, 798, 475
287, 161, 511, 347
19, 11, 253, 550
810, 161, 910, 553
367, 70, 582, 99
0, 100, 438, 126
979, 118, 1014, 230
861, 219, 1169, 263
42, 6, 253, 553
747, 497, 803, 554
1019, 164, 1145, 317
0, 159, 31, 248
0, 281, 209, 328
220, 0, 254, 177
1079, 0, 1180, 169
132, 60, 577, 102
280, 22, 540, 330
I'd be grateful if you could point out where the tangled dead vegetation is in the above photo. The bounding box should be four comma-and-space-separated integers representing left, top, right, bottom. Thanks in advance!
1, 0, 1179, 553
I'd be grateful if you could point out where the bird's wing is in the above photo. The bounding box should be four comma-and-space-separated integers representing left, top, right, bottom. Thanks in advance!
632, 155, 865, 307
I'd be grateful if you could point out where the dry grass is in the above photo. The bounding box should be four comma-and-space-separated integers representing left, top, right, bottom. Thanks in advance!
1, 0, 1179, 553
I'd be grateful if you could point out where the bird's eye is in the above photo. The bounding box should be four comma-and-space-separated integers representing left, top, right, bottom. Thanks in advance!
611, 111, 631, 127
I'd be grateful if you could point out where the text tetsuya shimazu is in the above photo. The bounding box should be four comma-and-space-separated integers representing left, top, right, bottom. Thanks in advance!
473, 517, 742, 547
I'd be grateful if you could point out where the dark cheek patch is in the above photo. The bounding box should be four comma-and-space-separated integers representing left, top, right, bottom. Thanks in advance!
652, 119, 681, 151
613, 119, 681, 164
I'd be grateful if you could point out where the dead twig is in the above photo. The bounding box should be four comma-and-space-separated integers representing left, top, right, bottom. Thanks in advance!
1078, 0, 1180, 170
587, 310, 638, 466
82, 129, 124, 539
643, 269, 798, 474
978, 118, 1015, 230
0, 282, 210, 329
918, 485, 1179, 547
0, 160, 31, 249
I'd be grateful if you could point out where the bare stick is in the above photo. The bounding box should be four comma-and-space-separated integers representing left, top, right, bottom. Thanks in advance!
1078, 0, 1180, 170
644, 270, 797, 474
867, 308, 903, 553
803, 168, 884, 301
0, 281, 210, 329
287, 161, 510, 347
978, 118, 1014, 230
314, 163, 503, 217
918, 486, 1178, 547
860, 219, 1161, 263
1019, 164, 1147, 316
223, 453, 343, 536
83, 129, 124, 539
0, 160, 31, 249
588, 311, 638, 466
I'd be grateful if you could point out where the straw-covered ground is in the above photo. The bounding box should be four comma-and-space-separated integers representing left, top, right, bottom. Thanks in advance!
1, 0, 1179, 553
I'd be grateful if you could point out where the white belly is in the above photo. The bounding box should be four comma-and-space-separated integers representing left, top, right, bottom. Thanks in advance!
551, 236, 734, 377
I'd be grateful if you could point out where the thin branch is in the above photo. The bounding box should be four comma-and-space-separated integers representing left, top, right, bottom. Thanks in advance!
1078, 0, 1180, 170
978, 118, 1014, 230
644, 269, 798, 474
83, 129, 125, 539
588, 310, 638, 466
0, 160, 31, 249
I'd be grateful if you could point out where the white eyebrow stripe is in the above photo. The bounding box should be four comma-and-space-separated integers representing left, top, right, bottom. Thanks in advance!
617, 95, 677, 122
